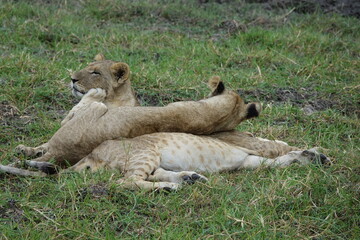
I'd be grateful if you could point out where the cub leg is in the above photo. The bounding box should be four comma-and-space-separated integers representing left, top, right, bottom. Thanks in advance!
210, 130, 301, 158
70, 154, 180, 191
116, 149, 181, 191
14, 88, 106, 158
70, 142, 180, 191
61, 88, 106, 126
243, 148, 331, 169
147, 167, 208, 184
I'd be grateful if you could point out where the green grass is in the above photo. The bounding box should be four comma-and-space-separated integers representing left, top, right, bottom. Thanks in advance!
1, 0, 359, 239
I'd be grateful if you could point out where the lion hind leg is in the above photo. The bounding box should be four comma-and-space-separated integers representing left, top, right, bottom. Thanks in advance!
243, 148, 331, 169
116, 175, 180, 191
148, 167, 208, 184
114, 149, 182, 191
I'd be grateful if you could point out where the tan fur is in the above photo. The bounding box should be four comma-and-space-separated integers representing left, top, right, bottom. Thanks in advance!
16, 54, 139, 158
65, 132, 328, 190
2, 127, 330, 191
209, 130, 300, 158
68, 55, 301, 157
15, 54, 300, 161
7, 81, 330, 191
5, 55, 331, 191
70, 54, 139, 108
16, 76, 261, 167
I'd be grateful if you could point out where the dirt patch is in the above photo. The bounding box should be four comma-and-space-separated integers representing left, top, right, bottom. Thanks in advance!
238, 87, 359, 116
0, 101, 34, 126
0, 99, 73, 145
0, 199, 26, 223
78, 183, 109, 200
136, 90, 197, 106
0, 101, 37, 143
245, 0, 360, 18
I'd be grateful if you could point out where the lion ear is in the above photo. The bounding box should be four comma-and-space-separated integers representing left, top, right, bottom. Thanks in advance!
208, 76, 225, 96
110, 62, 130, 83
94, 53, 106, 61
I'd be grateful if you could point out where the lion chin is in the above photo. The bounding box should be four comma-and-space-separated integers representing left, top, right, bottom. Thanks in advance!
72, 88, 85, 98
71, 82, 85, 98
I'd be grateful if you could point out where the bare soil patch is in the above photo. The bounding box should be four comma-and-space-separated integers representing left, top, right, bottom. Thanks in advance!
238, 87, 359, 116
136, 90, 196, 106
0, 198, 26, 223
78, 183, 109, 200
245, 0, 360, 18
0, 101, 36, 143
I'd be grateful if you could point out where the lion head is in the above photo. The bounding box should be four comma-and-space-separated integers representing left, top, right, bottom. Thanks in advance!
70, 54, 140, 108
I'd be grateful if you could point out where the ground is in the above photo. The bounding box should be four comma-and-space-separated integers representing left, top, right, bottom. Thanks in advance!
0, 0, 359, 239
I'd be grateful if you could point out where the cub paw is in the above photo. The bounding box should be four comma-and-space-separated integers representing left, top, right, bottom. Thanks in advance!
84, 88, 106, 102
15, 145, 47, 158
15, 145, 35, 157
180, 172, 208, 184
90, 101, 107, 110
156, 183, 180, 192
15, 144, 27, 156
301, 149, 331, 166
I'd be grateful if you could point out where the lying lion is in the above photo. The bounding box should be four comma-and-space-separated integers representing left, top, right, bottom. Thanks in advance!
1, 85, 329, 191
0, 55, 330, 190
15, 54, 302, 160
10, 74, 262, 168
0, 74, 329, 190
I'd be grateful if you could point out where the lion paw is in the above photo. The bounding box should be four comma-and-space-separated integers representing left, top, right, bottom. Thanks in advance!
180, 172, 208, 184
15, 145, 44, 157
84, 88, 106, 102
301, 148, 331, 165
15, 144, 26, 155
15, 144, 47, 158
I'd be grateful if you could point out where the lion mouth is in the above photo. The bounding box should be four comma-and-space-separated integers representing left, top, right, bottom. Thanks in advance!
72, 86, 86, 97
73, 87, 85, 94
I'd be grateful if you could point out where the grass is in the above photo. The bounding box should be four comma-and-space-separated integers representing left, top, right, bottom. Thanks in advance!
0, 0, 359, 239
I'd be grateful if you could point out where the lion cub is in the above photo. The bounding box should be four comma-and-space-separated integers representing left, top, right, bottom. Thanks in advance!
1, 86, 330, 190
68, 131, 329, 191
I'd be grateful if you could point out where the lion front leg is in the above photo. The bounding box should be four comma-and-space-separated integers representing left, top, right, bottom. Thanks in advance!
61, 88, 106, 126
14, 88, 106, 158
0, 154, 57, 177
66, 154, 108, 172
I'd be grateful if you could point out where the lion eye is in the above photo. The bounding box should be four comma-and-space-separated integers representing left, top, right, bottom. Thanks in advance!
91, 71, 101, 75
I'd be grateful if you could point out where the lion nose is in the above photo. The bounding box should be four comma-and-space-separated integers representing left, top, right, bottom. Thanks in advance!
71, 78, 79, 83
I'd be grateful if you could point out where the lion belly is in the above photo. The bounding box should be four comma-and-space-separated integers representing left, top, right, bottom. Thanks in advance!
155, 133, 250, 172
